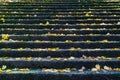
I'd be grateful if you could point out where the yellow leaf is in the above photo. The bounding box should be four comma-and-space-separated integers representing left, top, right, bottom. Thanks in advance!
35, 40, 41, 42
69, 47, 75, 51
87, 18, 92, 20
2, 34, 9, 40
85, 13, 89, 16
77, 48, 81, 50
19, 68, 29, 71
2, 48, 10, 50
1, 18, 5, 23
48, 48, 59, 51
26, 57, 33, 60
95, 18, 101, 20
104, 66, 112, 71
86, 40, 91, 42
86, 28, 90, 30
80, 23, 85, 26
89, 34, 93, 36
65, 40, 72, 42
95, 64, 101, 70
114, 68, 120, 71
18, 48, 23, 51
101, 40, 108, 43
112, 28, 117, 30
91, 68, 97, 71
0, 68, 3, 73
26, 14, 29, 17
101, 56, 106, 59
117, 57, 120, 60
51, 49, 56, 51
6, 69, 12, 73
111, 48, 119, 50
46, 21, 50, 25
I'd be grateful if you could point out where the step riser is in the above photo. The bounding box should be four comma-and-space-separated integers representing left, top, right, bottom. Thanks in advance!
0, 50, 119, 57
0, 13, 120, 15
0, 73, 119, 80
2, 30, 120, 34
0, 7, 119, 9
0, 42, 120, 49
2, 21, 119, 24
1, 9, 119, 12
0, 36, 119, 41
0, 17, 120, 20
1, 25, 120, 29
0, 60, 119, 68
